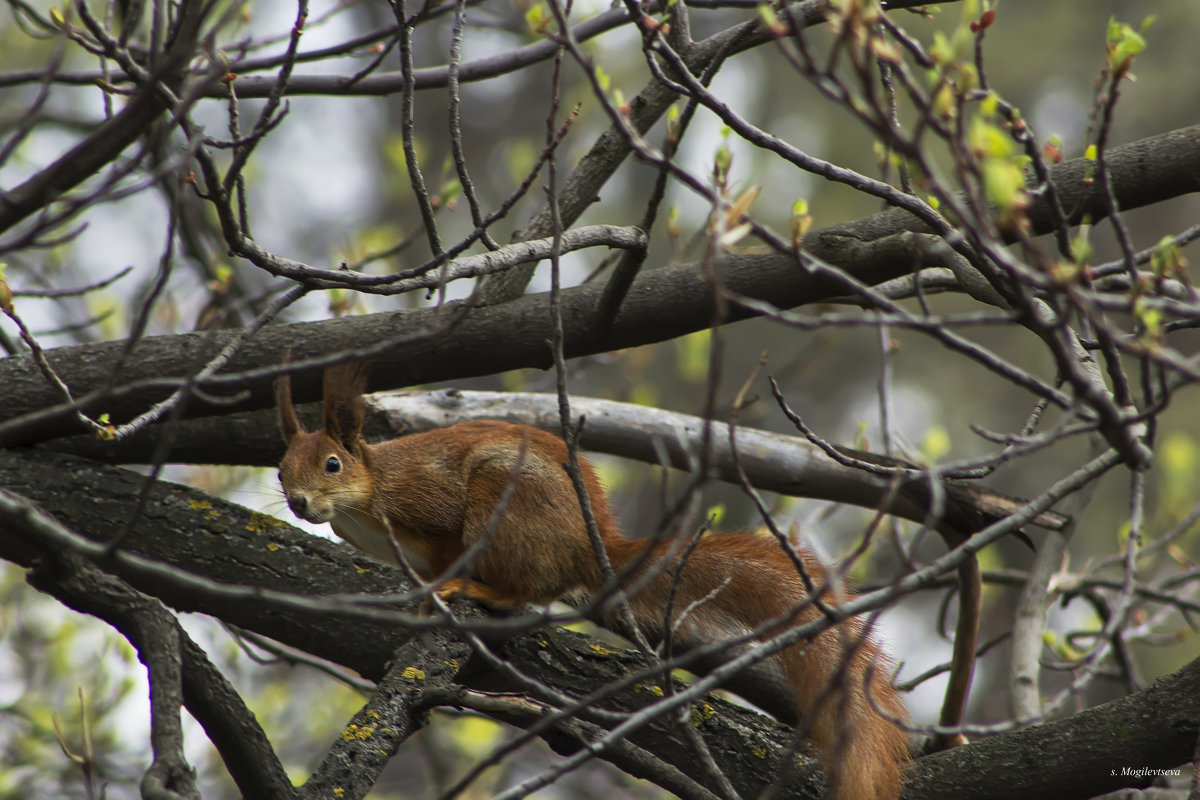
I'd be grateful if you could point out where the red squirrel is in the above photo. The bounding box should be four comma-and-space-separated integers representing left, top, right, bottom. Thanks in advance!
276, 363, 910, 800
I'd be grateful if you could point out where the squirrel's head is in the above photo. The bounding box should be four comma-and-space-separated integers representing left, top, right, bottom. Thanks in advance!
276, 360, 374, 524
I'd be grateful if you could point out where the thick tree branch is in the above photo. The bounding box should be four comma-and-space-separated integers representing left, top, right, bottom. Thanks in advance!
300, 635, 469, 800
903, 656, 1200, 799
1, 125, 1196, 447
0, 449, 1193, 799
48, 388, 1069, 535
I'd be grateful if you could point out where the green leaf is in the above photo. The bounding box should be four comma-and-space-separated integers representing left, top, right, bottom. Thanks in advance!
981, 158, 1027, 216
1106, 19, 1146, 73
920, 425, 952, 463
1150, 235, 1185, 278
525, 3, 551, 36
969, 116, 1014, 159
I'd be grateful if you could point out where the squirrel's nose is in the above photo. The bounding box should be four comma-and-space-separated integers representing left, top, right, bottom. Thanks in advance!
287, 492, 308, 515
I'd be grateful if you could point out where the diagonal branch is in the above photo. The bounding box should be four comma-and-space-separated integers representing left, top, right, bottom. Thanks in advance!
300, 634, 470, 800
0, 3, 209, 237
177, 631, 299, 799
25, 551, 203, 800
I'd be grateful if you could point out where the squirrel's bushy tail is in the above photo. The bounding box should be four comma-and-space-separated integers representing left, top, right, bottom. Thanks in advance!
605, 532, 909, 800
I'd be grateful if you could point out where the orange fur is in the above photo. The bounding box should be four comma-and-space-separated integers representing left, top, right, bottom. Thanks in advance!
277, 363, 909, 800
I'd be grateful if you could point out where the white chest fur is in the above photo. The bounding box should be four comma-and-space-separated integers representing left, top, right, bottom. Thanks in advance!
330, 509, 432, 576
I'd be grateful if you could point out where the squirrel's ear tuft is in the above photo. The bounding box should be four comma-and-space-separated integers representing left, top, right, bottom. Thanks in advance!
323, 360, 368, 449
276, 353, 304, 441
332, 400, 363, 453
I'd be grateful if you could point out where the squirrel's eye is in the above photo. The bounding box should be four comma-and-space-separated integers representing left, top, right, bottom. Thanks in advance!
325, 456, 341, 474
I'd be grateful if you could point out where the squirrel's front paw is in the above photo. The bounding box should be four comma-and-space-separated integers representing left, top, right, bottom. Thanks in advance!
424, 577, 526, 612
436, 578, 471, 599
417, 579, 470, 616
